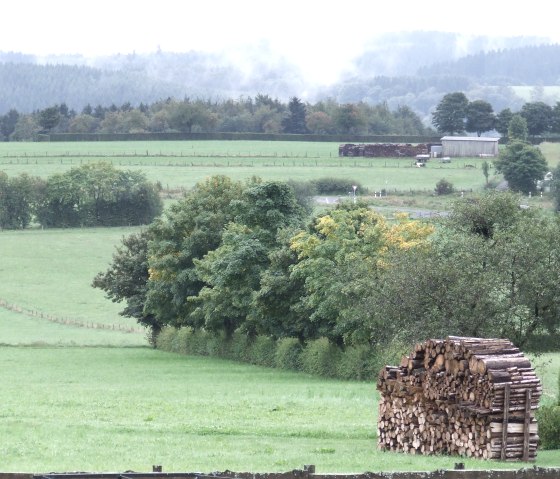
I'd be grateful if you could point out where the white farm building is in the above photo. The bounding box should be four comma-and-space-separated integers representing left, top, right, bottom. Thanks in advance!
441, 136, 500, 158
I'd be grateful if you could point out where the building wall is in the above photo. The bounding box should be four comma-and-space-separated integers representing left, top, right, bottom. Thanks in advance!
442, 139, 499, 157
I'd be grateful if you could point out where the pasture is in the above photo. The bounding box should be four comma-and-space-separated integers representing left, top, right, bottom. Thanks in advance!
1, 141, 559, 472
0, 226, 559, 472
2, 140, 553, 194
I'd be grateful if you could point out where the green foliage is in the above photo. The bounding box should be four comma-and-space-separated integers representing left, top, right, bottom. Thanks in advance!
92, 230, 162, 345
431, 91, 468, 135
494, 141, 548, 194
465, 99, 495, 137
536, 405, 560, 449
35, 162, 162, 228
520, 101, 553, 136
300, 337, 341, 377
508, 114, 529, 141
247, 336, 277, 367
144, 175, 244, 329
371, 193, 560, 348
434, 178, 454, 195
274, 337, 303, 370
282, 97, 308, 134
336, 345, 379, 380
311, 177, 365, 195
0, 171, 44, 229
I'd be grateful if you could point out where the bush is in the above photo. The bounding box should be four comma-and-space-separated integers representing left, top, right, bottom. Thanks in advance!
435, 178, 454, 195
228, 332, 252, 362
301, 337, 341, 377
337, 345, 378, 380
155, 326, 177, 351
248, 336, 277, 367
536, 405, 560, 449
312, 177, 366, 195
275, 338, 303, 371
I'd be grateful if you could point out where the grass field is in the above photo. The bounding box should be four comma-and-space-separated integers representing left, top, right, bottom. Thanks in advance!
0, 227, 145, 332
1, 225, 559, 472
4, 140, 558, 194
1, 345, 559, 473
1, 141, 559, 473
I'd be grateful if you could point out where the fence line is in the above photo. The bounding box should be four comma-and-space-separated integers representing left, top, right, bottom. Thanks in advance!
0, 298, 143, 334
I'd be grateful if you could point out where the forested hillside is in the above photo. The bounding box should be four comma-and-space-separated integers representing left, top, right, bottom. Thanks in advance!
1, 32, 559, 120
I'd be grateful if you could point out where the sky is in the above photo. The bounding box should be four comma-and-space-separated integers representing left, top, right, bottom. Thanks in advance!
2, 0, 559, 84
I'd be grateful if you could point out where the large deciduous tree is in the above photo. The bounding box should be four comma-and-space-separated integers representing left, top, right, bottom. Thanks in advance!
494, 141, 548, 194
431, 92, 469, 135
369, 192, 560, 348
465, 100, 495, 137
144, 176, 245, 329
520, 101, 553, 136
92, 230, 163, 345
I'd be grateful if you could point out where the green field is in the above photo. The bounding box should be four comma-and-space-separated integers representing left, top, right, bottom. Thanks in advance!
1, 225, 559, 472
3, 140, 553, 194
1, 141, 559, 472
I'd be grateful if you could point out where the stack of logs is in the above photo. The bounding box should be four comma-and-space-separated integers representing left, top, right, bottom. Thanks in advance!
338, 143, 428, 157
377, 336, 541, 461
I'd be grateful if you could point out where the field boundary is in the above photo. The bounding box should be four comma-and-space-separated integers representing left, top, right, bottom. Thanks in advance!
0, 298, 144, 334
0, 466, 559, 479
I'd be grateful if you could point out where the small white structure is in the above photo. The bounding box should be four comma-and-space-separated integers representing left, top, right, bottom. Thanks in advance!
441, 136, 500, 158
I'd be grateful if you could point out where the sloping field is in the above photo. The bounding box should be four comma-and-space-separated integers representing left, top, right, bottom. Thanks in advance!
1, 169, 559, 472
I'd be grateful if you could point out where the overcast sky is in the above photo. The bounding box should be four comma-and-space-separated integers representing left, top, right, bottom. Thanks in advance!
2, 0, 558, 83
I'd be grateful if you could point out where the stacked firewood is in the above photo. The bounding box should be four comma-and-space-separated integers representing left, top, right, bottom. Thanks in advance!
377, 336, 541, 461
338, 143, 428, 157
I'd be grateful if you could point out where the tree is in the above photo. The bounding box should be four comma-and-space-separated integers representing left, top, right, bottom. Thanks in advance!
289, 204, 434, 346
333, 104, 367, 134
282, 97, 308, 134
508, 114, 529, 142
190, 181, 306, 337
92, 230, 163, 345
35, 163, 162, 227
167, 100, 217, 133
0, 172, 43, 229
38, 105, 61, 132
368, 194, 560, 348
481, 160, 490, 186
144, 176, 245, 329
0, 109, 19, 141
431, 92, 469, 135
520, 101, 553, 136
495, 108, 513, 137
494, 141, 548, 194
465, 100, 495, 136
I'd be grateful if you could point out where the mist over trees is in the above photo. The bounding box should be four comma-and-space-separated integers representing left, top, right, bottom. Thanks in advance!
1, 32, 559, 123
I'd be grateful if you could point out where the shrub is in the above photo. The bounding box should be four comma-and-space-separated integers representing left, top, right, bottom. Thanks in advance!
228, 331, 252, 362
275, 338, 303, 371
155, 326, 177, 351
435, 178, 454, 195
312, 177, 366, 195
248, 336, 277, 367
301, 337, 341, 377
337, 345, 378, 380
536, 405, 560, 449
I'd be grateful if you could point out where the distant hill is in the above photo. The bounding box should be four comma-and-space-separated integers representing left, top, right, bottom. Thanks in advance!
1, 32, 559, 120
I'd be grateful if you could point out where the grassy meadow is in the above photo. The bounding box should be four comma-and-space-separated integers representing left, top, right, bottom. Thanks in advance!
1, 140, 560, 472
4, 140, 559, 194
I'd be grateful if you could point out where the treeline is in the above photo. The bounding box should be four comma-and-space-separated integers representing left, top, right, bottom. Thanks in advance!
0, 163, 162, 229
0, 95, 431, 142
94, 178, 560, 378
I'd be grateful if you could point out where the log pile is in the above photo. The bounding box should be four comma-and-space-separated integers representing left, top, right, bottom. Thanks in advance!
377, 336, 541, 461
338, 143, 428, 158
